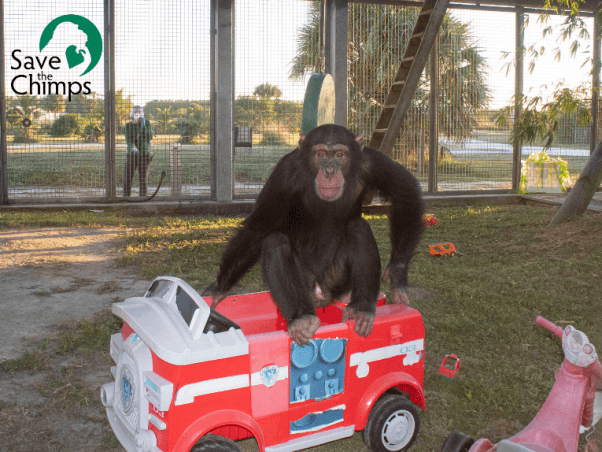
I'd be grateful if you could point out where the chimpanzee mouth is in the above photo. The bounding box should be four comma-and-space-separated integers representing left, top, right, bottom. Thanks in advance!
316, 180, 344, 201
320, 186, 341, 199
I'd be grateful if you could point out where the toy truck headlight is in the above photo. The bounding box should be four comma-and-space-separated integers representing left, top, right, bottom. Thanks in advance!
143, 371, 174, 412
101, 382, 114, 407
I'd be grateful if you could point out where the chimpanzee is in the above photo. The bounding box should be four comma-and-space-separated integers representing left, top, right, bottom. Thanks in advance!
204, 124, 424, 346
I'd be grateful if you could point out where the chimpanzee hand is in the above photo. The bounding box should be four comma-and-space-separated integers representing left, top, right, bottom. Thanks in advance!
288, 315, 321, 346
342, 307, 374, 337
201, 282, 228, 309
382, 264, 410, 306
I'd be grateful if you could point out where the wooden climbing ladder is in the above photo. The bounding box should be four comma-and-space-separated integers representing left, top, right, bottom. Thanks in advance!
368, 0, 450, 155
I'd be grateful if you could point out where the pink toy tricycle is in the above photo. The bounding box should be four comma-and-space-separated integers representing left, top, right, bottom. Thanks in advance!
441, 316, 602, 452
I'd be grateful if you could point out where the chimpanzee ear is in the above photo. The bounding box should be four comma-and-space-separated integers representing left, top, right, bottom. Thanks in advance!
298, 134, 306, 146
355, 134, 365, 151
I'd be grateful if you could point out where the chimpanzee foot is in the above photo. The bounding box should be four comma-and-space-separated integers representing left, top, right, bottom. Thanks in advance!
342, 307, 374, 337
288, 315, 321, 346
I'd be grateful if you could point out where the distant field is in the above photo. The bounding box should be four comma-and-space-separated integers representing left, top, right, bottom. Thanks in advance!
4, 132, 591, 198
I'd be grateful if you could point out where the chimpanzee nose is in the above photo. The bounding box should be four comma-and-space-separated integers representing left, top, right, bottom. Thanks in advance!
324, 166, 338, 178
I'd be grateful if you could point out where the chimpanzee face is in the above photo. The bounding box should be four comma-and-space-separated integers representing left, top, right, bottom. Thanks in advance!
312, 143, 349, 201
299, 124, 365, 202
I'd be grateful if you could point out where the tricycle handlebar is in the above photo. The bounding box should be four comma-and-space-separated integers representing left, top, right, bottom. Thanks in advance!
535, 316, 564, 339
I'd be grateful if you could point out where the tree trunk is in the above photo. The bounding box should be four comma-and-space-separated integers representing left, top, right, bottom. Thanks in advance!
549, 139, 602, 226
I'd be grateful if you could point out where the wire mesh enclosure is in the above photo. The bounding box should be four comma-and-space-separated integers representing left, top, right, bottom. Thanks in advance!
114, 0, 211, 199
4, 0, 105, 200
233, 0, 312, 197
1, 0, 600, 203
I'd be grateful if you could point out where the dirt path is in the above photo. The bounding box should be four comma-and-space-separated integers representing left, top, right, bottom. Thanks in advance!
0, 227, 150, 361
0, 227, 155, 452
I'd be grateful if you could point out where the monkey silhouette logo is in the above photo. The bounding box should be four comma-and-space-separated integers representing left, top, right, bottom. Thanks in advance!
39, 14, 102, 76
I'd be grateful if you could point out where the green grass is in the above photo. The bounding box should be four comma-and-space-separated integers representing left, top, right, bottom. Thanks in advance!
11, 136, 592, 194
1, 205, 601, 451
118, 205, 602, 450
57, 310, 124, 356
0, 210, 162, 228
5, 142, 292, 188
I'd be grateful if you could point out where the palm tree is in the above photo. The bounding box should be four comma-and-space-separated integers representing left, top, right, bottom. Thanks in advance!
254, 83, 283, 99
290, 3, 490, 162
115, 88, 134, 132
155, 107, 173, 135
40, 94, 66, 118
8, 95, 44, 142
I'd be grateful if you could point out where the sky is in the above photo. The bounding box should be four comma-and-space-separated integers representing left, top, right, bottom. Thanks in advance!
3, 0, 596, 109
451, 8, 593, 109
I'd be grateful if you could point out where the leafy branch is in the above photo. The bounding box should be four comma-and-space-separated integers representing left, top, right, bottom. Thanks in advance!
495, 82, 591, 148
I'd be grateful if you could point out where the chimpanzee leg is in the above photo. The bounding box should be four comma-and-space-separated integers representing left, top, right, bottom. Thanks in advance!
340, 217, 381, 337
261, 232, 320, 345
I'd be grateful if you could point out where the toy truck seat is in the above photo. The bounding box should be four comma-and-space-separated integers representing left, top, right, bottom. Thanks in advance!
209, 291, 387, 336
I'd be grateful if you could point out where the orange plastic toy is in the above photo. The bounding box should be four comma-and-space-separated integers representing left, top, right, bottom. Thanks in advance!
429, 242, 457, 257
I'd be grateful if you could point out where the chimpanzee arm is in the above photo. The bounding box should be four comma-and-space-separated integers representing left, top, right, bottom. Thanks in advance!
206, 151, 302, 297
363, 146, 424, 290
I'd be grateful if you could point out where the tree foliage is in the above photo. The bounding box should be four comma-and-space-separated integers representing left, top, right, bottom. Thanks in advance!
50, 113, 85, 137
173, 104, 210, 144
290, 2, 490, 156
40, 94, 66, 114
7, 95, 44, 142
153, 107, 173, 135
254, 83, 282, 99
495, 82, 591, 149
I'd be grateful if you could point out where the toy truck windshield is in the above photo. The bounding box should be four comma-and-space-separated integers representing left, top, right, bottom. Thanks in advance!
112, 276, 247, 366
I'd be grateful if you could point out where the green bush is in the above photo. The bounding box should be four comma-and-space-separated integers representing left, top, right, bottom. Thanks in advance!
81, 119, 104, 143
50, 113, 85, 137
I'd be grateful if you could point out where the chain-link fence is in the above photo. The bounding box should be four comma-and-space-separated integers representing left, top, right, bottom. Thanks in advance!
1, 0, 599, 203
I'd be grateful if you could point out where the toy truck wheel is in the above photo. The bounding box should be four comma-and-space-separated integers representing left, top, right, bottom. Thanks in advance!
190, 434, 242, 452
440, 430, 474, 452
362, 394, 420, 452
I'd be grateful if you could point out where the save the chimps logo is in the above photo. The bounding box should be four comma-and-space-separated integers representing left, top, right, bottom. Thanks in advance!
10, 14, 102, 101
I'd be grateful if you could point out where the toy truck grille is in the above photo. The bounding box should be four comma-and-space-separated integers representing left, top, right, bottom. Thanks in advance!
102, 331, 158, 451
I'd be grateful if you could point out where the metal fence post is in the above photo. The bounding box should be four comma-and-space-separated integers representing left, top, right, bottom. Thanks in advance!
210, 0, 234, 202
324, 0, 348, 127
170, 145, 182, 196
591, 12, 600, 154
0, 0, 7, 205
512, 6, 524, 192
428, 35, 439, 195
104, 0, 116, 200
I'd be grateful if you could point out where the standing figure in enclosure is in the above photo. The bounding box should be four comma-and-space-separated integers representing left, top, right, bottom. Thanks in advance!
123, 105, 154, 197
204, 124, 424, 346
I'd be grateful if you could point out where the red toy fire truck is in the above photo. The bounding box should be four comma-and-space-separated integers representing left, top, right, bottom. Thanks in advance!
101, 276, 425, 452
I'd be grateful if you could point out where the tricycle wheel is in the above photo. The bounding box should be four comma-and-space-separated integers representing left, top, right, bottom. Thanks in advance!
362, 393, 420, 452
191, 434, 242, 452
440, 430, 474, 452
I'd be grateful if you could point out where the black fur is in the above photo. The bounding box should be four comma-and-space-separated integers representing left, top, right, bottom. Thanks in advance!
204, 124, 424, 339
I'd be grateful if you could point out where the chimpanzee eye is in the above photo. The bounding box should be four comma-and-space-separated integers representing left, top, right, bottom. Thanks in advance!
336, 152, 345, 158
316, 151, 326, 159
